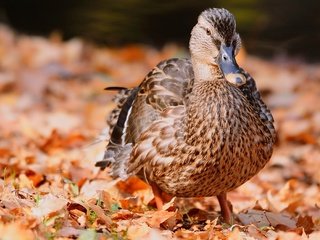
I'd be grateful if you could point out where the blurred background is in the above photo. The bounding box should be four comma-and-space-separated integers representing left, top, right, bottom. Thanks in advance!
0, 0, 319, 61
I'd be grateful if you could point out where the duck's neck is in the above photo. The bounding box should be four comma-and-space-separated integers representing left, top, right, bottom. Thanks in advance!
191, 58, 222, 82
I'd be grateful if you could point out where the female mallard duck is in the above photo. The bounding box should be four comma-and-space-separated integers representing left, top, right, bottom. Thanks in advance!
96, 8, 276, 223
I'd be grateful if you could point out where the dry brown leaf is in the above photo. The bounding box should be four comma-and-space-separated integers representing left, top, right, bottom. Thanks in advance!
227, 227, 245, 240
80, 179, 119, 200
58, 226, 83, 238
0, 148, 13, 158
266, 180, 303, 213
116, 176, 150, 194
0, 184, 35, 210
111, 209, 135, 221
126, 222, 152, 239
296, 215, 314, 234
145, 210, 176, 228
281, 119, 315, 144
186, 208, 210, 223
31, 193, 68, 218
246, 225, 268, 240
119, 197, 139, 211
175, 228, 224, 240
309, 231, 320, 240
67, 202, 87, 227
0, 222, 34, 240
145, 228, 174, 240
40, 129, 86, 153
238, 209, 296, 229
25, 169, 45, 187
275, 231, 308, 240
98, 190, 114, 211
68, 165, 93, 186
85, 201, 112, 228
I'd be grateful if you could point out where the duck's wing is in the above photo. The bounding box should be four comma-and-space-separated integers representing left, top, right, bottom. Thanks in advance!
96, 58, 194, 178
125, 58, 193, 144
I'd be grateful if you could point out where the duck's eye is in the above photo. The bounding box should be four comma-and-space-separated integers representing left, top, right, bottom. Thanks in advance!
206, 28, 211, 36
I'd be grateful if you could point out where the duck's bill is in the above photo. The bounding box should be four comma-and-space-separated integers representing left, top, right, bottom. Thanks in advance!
218, 45, 246, 86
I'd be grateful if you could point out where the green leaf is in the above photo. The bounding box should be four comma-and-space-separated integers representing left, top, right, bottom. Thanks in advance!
111, 203, 120, 212
78, 229, 97, 240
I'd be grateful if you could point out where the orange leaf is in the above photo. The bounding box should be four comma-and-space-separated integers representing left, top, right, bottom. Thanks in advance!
119, 197, 139, 211
145, 210, 176, 228
297, 215, 314, 234
116, 176, 149, 194
25, 170, 45, 187
0, 148, 13, 158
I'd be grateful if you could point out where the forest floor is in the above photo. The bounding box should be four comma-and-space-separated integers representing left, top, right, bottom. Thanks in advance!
0, 25, 320, 239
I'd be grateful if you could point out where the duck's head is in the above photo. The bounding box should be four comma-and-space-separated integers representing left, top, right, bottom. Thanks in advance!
190, 8, 246, 86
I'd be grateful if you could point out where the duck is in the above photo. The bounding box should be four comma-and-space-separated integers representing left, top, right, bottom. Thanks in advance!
96, 8, 276, 224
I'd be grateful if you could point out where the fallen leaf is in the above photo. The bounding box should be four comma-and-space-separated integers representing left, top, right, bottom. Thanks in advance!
112, 209, 135, 221
31, 193, 68, 218
227, 227, 245, 240
25, 170, 45, 187
266, 180, 303, 213
309, 231, 320, 240
185, 208, 210, 223
145, 210, 176, 228
145, 228, 174, 240
80, 179, 119, 200
58, 226, 83, 238
0, 222, 34, 240
127, 222, 152, 239
0, 148, 13, 158
119, 197, 139, 211
116, 176, 150, 194
246, 225, 268, 240
40, 129, 86, 153
67, 203, 87, 227
78, 228, 97, 240
238, 209, 296, 229
275, 231, 308, 240
85, 201, 112, 228
296, 215, 314, 234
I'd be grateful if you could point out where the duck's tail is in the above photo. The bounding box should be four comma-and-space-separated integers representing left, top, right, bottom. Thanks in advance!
95, 86, 140, 179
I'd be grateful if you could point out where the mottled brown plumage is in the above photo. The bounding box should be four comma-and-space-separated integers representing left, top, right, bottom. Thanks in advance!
96, 8, 276, 223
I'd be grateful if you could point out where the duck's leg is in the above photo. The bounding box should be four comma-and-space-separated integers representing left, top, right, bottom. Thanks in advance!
217, 193, 233, 224
150, 181, 165, 210
150, 181, 173, 210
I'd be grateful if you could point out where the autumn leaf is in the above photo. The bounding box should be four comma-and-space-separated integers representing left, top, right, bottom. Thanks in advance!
0, 222, 34, 240
31, 194, 68, 218
145, 210, 177, 228
296, 215, 314, 234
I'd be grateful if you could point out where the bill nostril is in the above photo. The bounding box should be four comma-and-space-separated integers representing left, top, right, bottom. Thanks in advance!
222, 54, 228, 61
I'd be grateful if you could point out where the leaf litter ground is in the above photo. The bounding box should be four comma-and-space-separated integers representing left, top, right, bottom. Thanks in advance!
0, 25, 320, 239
